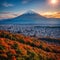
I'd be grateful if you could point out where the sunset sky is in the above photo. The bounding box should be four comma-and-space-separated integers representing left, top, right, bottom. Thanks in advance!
0, 0, 60, 19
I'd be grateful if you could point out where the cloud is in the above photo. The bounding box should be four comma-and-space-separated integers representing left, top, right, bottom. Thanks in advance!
0, 11, 24, 20
53, 12, 60, 18
42, 12, 60, 18
0, 12, 19, 20
2, 2, 14, 7
0, 11, 60, 20
22, 0, 30, 4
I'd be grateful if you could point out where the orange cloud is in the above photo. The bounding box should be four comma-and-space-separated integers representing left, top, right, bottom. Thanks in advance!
0, 12, 19, 20
0, 11, 60, 20
42, 12, 60, 18
0, 11, 25, 20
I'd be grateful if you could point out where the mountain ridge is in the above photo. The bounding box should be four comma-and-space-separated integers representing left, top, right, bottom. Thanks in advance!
0, 10, 60, 24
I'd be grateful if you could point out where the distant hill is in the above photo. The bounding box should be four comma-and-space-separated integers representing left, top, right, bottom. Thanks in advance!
0, 30, 60, 60
0, 10, 60, 25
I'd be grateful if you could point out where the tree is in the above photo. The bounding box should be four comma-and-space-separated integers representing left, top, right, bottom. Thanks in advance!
0, 45, 5, 50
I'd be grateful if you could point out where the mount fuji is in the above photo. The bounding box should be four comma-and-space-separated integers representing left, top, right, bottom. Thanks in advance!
0, 10, 60, 25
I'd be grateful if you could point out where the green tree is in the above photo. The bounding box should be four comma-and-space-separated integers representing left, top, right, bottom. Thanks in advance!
0, 45, 5, 50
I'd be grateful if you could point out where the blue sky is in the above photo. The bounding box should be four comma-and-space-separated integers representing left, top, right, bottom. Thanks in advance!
0, 0, 47, 12
0, 0, 60, 19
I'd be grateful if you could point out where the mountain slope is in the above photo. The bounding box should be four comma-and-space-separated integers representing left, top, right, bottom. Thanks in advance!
0, 30, 60, 60
0, 11, 46, 24
0, 11, 60, 24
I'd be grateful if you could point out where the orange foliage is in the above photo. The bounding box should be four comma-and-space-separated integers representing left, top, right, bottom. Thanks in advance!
0, 31, 60, 60
1, 54, 7, 58
11, 56, 16, 60
9, 49, 16, 55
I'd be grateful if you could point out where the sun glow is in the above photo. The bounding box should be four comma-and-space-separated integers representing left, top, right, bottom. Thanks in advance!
47, 0, 59, 6
51, 0, 57, 4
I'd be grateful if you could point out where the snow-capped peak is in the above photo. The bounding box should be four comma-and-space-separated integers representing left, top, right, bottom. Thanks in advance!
25, 10, 37, 14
